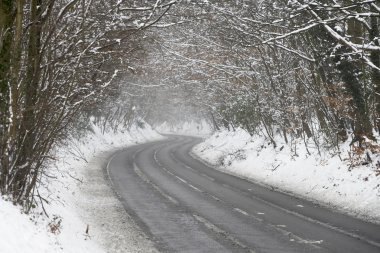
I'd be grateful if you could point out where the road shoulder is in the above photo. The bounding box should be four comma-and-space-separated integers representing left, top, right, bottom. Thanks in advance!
74, 149, 159, 253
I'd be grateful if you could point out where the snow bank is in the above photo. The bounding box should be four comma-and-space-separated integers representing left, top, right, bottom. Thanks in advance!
0, 120, 162, 253
0, 197, 65, 253
193, 128, 380, 223
154, 120, 213, 137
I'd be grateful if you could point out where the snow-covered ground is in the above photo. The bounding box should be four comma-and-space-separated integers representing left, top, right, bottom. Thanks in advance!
0, 120, 162, 253
193, 128, 380, 223
154, 120, 213, 137
3, 121, 380, 252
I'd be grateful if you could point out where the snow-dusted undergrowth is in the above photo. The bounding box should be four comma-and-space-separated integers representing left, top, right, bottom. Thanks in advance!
193, 128, 380, 223
154, 120, 213, 137
0, 120, 162, 253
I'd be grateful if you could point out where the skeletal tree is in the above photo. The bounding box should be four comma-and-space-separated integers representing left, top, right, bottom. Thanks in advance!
0, 0, 181, 207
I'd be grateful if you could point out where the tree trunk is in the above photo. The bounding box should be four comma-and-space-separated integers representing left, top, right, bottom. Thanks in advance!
13, 0, 42, 200
210, 112, 220, 131
369, 5, 380, 132
335, 54, 373, 139
0, 0, 14, 193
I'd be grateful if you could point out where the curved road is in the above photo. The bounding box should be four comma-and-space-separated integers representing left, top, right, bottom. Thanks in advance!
107, 135, 380, 253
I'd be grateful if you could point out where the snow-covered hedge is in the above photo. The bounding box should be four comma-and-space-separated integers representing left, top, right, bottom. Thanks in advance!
0, 121, 162, 253
193, 128, 380, 223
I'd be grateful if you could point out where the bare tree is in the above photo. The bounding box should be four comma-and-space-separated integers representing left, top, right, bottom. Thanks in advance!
0, 0, 180, 207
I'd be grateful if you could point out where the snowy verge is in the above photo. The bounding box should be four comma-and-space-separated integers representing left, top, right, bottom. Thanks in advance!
193, 128, 380, 223
0, 121, 163, 253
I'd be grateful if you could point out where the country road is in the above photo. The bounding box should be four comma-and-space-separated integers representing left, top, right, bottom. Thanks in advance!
107, 135, 380, 253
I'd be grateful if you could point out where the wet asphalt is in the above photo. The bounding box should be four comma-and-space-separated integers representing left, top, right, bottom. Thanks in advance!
107, 135, 380, 253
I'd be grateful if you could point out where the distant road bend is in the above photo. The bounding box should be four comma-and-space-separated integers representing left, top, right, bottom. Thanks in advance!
107, 135, 380, 253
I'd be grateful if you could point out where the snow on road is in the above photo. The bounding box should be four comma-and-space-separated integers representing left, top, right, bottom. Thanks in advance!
0, 120, 162, 253
193, 128, 380, 223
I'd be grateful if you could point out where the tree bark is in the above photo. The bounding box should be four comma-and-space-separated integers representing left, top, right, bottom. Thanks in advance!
369, 5, 380, 132
0, 0, 14, 193
14, 0, 42, 199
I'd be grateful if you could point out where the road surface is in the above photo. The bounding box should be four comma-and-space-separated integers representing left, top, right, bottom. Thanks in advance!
107, 135, 380, 253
